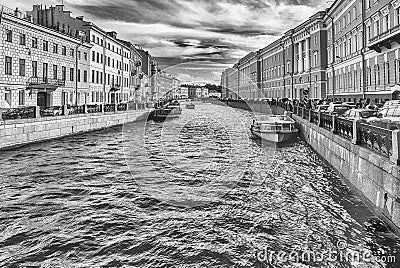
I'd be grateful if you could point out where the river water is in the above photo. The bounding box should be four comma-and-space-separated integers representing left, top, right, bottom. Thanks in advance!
1, 102, 400, 267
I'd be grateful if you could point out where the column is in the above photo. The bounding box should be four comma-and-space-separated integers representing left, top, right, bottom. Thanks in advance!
305, 38, 310, 71
298, 41, 304, 73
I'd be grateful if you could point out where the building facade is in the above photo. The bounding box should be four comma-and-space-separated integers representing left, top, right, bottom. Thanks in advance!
0, 7, 91, 108
326, 0, 400, 104
221, 0, 400, 103
221, 11, 328, 101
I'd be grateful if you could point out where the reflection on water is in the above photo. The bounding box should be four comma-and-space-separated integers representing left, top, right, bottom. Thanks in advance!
0, 102, 399, 267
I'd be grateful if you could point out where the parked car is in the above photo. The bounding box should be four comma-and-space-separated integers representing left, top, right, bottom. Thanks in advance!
383, 100, 400, 108
40, 106, 63, 117
314, 104, 329, 113
340, 109, 377, 122
366, 106, 400, 130
326, 103, 352, 115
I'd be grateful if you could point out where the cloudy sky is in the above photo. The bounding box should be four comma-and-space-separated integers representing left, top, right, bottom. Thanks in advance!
10, 0, 331, 84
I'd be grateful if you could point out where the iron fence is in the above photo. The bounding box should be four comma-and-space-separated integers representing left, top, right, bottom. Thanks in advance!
359, 123, 393, 158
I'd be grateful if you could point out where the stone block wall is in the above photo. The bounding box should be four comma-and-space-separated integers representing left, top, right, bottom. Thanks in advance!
0, 109, 150, 150
293, 114, 400, 234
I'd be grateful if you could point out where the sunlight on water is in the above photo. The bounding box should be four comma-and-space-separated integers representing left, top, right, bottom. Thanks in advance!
0, 102, 399, 267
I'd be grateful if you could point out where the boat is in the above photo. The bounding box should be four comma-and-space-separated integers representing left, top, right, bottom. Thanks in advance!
250, 113, 298, 143
185, 103, 195, 109
149, 100, 182, 121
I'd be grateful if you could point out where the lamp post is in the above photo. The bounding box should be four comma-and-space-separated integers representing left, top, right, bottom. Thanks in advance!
75, 31, 86, 106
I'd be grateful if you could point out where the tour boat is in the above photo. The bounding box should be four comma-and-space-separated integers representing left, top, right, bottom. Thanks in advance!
250, 113, 298, 143
185, 103, 195, 109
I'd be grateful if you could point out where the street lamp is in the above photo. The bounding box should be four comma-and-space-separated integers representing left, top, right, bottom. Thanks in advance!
75, 31, 86, 106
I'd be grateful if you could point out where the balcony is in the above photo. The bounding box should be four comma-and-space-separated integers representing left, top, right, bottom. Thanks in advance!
26, 77, 65, 90
368, 24, 400, 53
110, 83, 121, 92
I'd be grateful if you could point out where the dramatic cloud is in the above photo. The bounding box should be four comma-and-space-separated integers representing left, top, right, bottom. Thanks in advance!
6, 0, 332, 83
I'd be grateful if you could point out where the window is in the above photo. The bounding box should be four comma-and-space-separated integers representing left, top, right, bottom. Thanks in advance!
349, 38, 352, 54
70, 68, 74, 81
32, 37, 38, 48
43, 63, 48, 79
20, 34, 26, 45
53, 43, 58, 54
5, 56, 12, 75
92, 51, 95, 61
84, 52, 88, 61
353, 6, 357, 19
367, 25, 371, 40
386, 62, 390, 84
70, 48, 74, 57
384, 14, 390, 32
62, 66, 66, 81
96, 52, 99, 63
19, 59, 25, 76
375, 20, 380, 36
397, 8, 400, 25
78, 51, 81, 60
53, 65, 58, 79
84, 70, 88, 83
92, 35, 95, 42
77, 69, 81, 82
314, 36, 318, 45
96, 71, 99, 84
43, 41, 48, 51
32, 61, 38, 77
18, 90, 25, 105
62, 46, 67, 56
375, 64, 380, 85
6, 30, 12, 42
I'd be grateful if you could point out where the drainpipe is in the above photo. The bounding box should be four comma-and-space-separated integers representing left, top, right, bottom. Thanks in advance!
281, 41, 286, 98
290, 32, 295, 99
304, 27, 312, 99
326, 13, 336, 101
361, 0, 366, 100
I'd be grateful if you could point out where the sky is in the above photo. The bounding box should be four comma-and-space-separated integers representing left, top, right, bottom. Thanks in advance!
8, 0, 332, 84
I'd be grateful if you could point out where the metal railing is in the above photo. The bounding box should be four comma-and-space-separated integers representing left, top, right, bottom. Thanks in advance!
1, 101, 150, 123
87, 104, 101, 114
310, 111, 319, 124
1, 106, 35, 120
320, 113, 333, 130
359, 123, 393, 158
272, 102, 396, 160
117, 103, 128, 111
68, 105, 85, 115
104, 104, 116, 113
336, 117, 353, 140
27, 77, 65, 87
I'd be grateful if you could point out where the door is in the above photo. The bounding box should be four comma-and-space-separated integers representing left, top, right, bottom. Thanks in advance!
37, 92, 47, 107
61, 92, 68, 106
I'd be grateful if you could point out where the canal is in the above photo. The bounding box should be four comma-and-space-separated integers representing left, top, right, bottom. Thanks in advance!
1, 102, 400, 267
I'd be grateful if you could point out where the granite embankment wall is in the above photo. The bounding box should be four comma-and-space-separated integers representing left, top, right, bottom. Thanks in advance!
292, 113, 400, 233
0, 109, 151, 150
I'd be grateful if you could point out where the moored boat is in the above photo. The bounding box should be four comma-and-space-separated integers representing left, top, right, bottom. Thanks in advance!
185, 103, 195, 109
250, 113, 298, 143
149, 100, 182, 121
